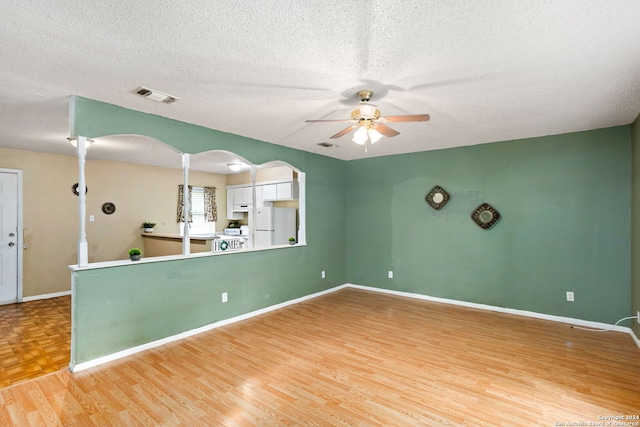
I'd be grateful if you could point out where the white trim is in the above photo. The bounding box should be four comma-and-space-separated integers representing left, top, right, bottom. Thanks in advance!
70, 285, 347, 372
70, 282, 639, 372
297, 172, 306, 246
68, 242, 307, 271
345, 284, 632, 333
70, 273, 77, 369
22, 290, 71, 302
76, 136, 88, 267
0, 168, 23, 303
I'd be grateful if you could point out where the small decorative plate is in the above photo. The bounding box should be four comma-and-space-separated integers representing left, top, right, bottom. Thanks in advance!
471, 203, 501, 230
72, 183, 88, 196
102, 202, 116, 215
425, 186, 450, 210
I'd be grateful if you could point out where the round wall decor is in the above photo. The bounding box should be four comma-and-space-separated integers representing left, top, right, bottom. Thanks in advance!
72, 183, 88, 196
471, 202, 501, 230
425, 185, 450, 210
101, 202, 116, 215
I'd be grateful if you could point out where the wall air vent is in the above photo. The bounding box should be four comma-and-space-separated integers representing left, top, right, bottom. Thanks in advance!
133, 87, 179, 104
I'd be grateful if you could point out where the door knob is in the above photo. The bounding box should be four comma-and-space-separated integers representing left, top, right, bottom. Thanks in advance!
8, 242, 16, 247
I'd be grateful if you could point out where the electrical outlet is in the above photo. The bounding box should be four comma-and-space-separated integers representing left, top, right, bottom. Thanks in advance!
637, 310, 640, 324
222, 292, 228, 303
566, 291, 574, 302
388, 271, 393, 279
321, 270, 325, 279
89, 215, 95, 222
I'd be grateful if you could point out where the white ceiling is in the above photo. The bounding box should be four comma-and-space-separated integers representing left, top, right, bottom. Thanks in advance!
1, 0, 640, 173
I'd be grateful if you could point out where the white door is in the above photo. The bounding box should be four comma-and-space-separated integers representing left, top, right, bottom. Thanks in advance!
0, 172, 19, 304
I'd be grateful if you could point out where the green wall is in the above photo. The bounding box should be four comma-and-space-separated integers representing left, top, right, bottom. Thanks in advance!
71, 96, 635, 366
346, 127, 631, 324
72, 98, 347, 365
631, 114, 640, 338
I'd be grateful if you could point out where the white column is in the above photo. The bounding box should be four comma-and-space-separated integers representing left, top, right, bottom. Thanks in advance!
182, 154, 190, 256
250, 165, 257, 249
297, 172, 306, 245
76, 136, 89, 266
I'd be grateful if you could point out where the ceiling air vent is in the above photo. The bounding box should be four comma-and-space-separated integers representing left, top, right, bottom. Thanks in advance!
134, 87, 179, 104
317, 142, 337, 148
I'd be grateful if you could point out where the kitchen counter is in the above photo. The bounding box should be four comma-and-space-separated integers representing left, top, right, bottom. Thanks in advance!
142, 232, 219, 241
141, 232, 218, 256
141, 233, 249, 256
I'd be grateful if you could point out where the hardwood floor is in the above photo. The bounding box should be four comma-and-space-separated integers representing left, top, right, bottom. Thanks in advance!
1, 288, 639, 426
0, 296, 70, 388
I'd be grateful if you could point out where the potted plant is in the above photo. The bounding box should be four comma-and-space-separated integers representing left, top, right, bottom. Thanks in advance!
129, 248, 142, 261
142, 222, 156, 233
288, 237, 296, 245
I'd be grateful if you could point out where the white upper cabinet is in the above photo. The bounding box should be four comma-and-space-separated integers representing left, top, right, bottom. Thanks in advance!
227, 179, 298, 215
226, 188, 244, 219
262, 183, 277, 200
237, 186, 252, 205
262, 181, 298, 201
276, 182, 292, 199
255, 185, 265, 208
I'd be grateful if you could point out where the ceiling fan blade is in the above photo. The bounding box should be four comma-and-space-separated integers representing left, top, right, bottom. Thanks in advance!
305, 119, 354, 123
380, 114, 430, 123
374, 124, 400, 137
330, 124, 358, 139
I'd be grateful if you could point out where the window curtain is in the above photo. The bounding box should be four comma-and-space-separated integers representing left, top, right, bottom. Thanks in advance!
203, 186, 218, 222
177, 185, 193, 223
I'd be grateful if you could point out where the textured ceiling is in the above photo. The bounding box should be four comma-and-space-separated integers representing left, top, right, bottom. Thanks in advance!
1, 0, 640, 173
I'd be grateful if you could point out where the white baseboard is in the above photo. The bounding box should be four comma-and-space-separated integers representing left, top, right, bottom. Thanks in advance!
70, 282, 639, 372
345, 284, 632, 333
345, 284, 638, 346
70, 285, 348, 372
22, 290, 71, 302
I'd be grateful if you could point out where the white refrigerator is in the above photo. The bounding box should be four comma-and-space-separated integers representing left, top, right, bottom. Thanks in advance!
254, 207, 296, 248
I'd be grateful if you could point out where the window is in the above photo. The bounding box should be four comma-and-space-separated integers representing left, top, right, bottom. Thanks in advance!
179, 186, 215, 235
191, 187, 205, 223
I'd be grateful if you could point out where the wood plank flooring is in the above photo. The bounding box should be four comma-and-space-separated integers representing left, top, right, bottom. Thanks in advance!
1, 288, 639, 426
0, 296, 70, 388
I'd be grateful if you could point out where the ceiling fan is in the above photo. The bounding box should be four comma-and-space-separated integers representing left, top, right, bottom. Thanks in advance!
305, 90, 430, 147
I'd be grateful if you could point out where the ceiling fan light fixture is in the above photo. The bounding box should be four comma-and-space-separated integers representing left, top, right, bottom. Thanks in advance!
368, 128, 383, 144
352, 126, 368, 145
227, 163, 243, 172
359, 103, 377, 118
67, 137, 94, 148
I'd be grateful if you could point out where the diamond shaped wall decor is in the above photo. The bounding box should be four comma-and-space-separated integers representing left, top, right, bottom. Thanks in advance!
471, 202, 501, 230
425, 186, 450, 210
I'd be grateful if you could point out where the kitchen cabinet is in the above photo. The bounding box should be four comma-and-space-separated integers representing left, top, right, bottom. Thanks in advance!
234, 186, 252, 205
227, 180, 297, 216
262, 183, 276, 200
255, 185, 265, 208
276, 182, 292, 199
226, 188, 244, 220
262, 181, 298, 201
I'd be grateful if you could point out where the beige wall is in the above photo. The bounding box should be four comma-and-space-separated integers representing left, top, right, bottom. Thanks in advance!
225, 166, 295, 186
0, 147, 226, 298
